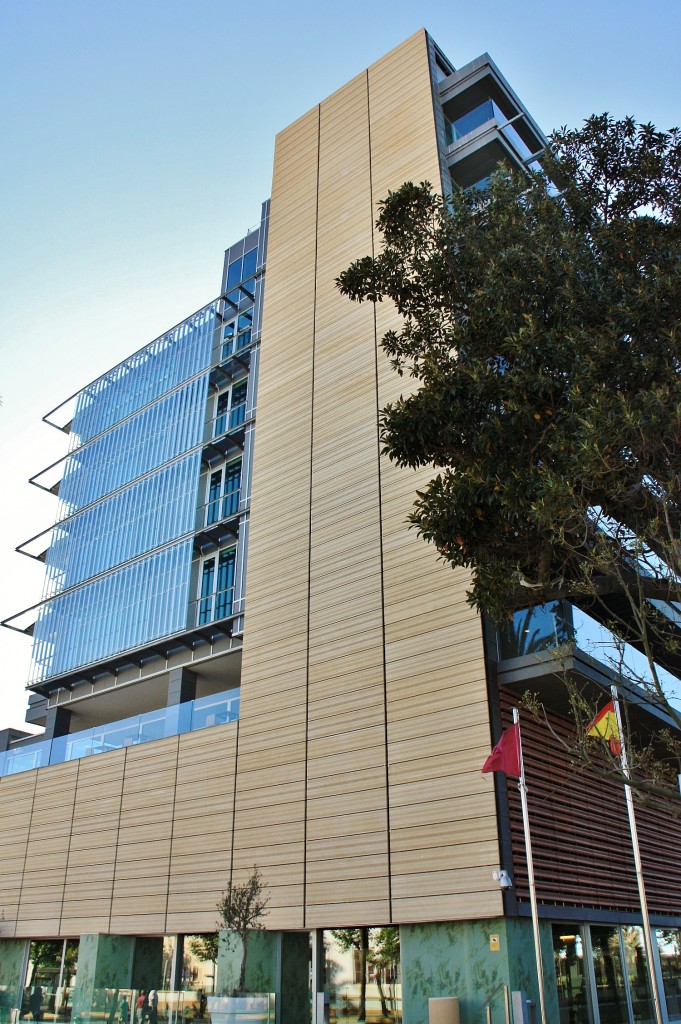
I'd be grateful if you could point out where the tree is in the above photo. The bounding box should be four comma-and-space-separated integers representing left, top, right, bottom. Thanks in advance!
368, 928, 400, 1020
187, 935, 219, 993
216, 867, 269, 995
330, 927, 400, 1022
337, 116, 681, 794
331, 928, 370, 1022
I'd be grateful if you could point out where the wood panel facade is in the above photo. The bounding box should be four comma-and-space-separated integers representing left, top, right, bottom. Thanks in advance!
3, 33, 681, 949
0, 726, 237, 939
235, 28, 502, 929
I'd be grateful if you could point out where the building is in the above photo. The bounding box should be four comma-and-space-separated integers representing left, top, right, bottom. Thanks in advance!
1, 28, 681, 1024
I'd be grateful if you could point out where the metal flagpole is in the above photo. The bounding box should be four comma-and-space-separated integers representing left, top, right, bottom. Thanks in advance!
512, 707, 549, 1024
610, 686, 665, 1024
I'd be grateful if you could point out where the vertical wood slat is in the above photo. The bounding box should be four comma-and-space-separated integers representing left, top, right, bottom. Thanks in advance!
231, 104, 321, 927
369, 32, 501, 922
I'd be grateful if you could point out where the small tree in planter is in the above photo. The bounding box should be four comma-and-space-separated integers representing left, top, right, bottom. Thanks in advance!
216, 866, 269, 995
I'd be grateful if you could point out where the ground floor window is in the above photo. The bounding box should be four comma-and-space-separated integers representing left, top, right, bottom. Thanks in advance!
552, 923, 676, 1024
22, 940, 79, 1024
322, 928, 401, 1023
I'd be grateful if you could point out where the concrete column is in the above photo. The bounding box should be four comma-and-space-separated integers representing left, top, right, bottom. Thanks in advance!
71, 934, 134, 1021
167, 668, 197, 707
400, 919, 558, 1024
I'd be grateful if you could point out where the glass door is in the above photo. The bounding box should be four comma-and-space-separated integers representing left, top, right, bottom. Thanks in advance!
590, 927, 630, 1024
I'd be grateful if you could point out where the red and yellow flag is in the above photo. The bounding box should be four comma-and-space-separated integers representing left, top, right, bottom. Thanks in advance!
586, 700, 622, 757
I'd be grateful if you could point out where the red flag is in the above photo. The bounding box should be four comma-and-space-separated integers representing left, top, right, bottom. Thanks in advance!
586, 699, 622, 757
482, 722, 521, 776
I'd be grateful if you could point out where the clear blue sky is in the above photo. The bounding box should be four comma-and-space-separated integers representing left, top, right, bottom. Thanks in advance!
0, 0, 679, 729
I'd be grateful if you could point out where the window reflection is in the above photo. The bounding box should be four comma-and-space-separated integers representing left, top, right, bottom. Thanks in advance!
552, 926, 590, 1024
657, 929, 681, 1021
590, 926, 629, 1024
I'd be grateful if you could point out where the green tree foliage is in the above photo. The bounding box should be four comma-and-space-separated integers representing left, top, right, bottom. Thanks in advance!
188, 935, 219, 965
216, 867, 269, 995
337, 116, 681, 788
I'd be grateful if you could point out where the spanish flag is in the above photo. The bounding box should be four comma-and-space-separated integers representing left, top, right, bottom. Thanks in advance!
586, 700, 622, 757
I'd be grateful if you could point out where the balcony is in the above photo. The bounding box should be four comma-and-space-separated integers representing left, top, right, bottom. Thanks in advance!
0, 687, 240, 778
201, 399, 248, 465
497, 601, 681, 717
445, 98, 535, 161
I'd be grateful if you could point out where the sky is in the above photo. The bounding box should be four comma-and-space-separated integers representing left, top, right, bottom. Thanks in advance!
0, 0, 679, 731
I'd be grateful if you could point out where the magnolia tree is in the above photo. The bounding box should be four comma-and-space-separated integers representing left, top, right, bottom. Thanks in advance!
337, 116, 681, 798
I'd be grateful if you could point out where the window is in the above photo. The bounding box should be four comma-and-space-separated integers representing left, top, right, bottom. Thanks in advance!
213, 379, 248, 437
221, 310, 253, 360
198, 548, 236, 625
224, 247, 257, 307
205, 460, 241, 526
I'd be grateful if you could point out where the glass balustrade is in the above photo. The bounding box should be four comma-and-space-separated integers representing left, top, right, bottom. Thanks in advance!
0, 688, 239, 779
499, 601, 681, 709
444, 98, 535, 161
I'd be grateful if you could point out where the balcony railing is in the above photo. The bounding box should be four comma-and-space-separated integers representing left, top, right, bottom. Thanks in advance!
0, 687, 239, 778
444, 98, 534, 161
498, 601, 681, 708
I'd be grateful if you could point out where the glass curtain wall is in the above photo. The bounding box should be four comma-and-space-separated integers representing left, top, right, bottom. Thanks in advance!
31, 540, 194, 682
44, 453, 201, 597
23, 940, 79, 1024
29, 301, 218, 683
69, 303, 216, 448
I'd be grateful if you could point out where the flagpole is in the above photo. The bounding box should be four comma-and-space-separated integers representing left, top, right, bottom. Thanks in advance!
610, 687, 665, 1024
513, 707, 549, 1024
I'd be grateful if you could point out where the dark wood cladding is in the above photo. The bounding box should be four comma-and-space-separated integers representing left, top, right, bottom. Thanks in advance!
500, 693, 681, 916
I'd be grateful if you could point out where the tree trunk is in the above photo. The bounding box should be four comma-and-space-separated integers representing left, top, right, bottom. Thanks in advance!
238, 935, 248, 995
376, 976, 392, 1019
358, 928, 368, 1023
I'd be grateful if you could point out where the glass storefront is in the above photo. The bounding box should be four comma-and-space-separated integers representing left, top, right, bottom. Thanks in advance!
22, 939, 79, 1024
658, 929, 681, 1022
552, 924, 665, 1024
553, 928, 591, 1024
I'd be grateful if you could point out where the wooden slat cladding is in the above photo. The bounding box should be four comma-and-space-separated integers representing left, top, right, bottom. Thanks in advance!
239, 28, 501, 928
231, 98, 320, 927
0, 723, 238, 938
370, 37, 501, 922
305, 67, 389, 925
500, 693, 681, 914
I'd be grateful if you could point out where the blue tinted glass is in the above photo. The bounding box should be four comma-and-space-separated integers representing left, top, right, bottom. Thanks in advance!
30, 539, 193, 683
242, 248, 257, 281
226, 258, 243, 290
44, 452, 200, 596
59, 375, 209, 514
71, 303, 216, 446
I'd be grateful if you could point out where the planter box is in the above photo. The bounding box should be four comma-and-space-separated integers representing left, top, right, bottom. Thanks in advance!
206, 994, 274, 1024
